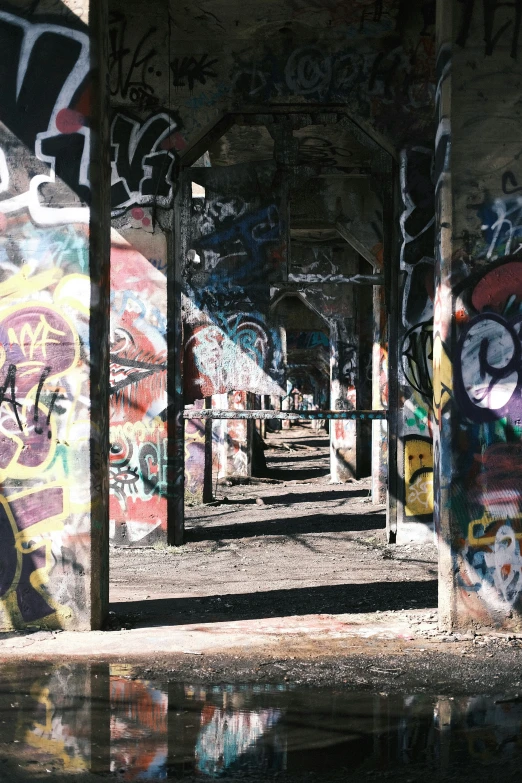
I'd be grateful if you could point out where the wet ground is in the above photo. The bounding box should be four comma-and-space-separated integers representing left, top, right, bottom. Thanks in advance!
2, 427, 522, 779
1, 663, 522, 782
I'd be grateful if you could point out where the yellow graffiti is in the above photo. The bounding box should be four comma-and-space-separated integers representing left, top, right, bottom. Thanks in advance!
0, 276, 90, 488
0, 301, 80, 385
53, 273, 90, 316
0, 264, 63, 300
405, 438, 434, 517
19, 681, 87, 771
467, 512, 522, 547
432, 332, 452, 422
0, 484, 69, 629
8, 314, 66, 361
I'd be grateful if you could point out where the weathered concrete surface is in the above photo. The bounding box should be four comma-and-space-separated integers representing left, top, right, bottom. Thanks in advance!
0, 0, 110, 631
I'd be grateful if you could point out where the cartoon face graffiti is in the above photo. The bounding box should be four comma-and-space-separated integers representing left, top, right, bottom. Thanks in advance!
404, 436, 433, 517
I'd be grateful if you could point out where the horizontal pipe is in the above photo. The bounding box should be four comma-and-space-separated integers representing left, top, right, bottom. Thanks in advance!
183, 409, 388, 420
288, 274, 384, 285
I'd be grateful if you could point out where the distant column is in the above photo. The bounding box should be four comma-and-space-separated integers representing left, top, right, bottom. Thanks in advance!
372, 285, 388, 503
330, 319, 357, 481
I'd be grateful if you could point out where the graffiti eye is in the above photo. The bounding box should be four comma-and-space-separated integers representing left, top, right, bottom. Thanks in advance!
110, 444, 123, 454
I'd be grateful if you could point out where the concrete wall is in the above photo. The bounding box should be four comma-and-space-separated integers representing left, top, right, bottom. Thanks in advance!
0, 0, 110, 629
437, 0, 522, 630
398, 147, 435, 539
108, 10, 174, 546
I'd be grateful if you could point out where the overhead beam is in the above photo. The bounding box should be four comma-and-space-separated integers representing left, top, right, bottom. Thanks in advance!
335, 222, 382, 270
184, 409, 388, 421
288, 273, 383, 285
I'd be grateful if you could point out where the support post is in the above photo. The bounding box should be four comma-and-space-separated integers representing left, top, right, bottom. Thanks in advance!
330, 318, 358, 481
0, 0, 110, 630
203, 397, 213, 503
436, 0, 522, 630
170, 172, 188, 545
372, 284, 388, 503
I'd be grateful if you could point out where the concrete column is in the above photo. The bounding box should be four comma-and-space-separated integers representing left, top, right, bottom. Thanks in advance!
184, 399, 206, 505
214, 391, 253, 481
372, 285, 388, 503
184, 396, 212, 506
281, 381, 292, 430
213, 393, 228, 482
436, 0, 522, 630
330, 318, 357, 481
225, 391, 253, 479
0, 0, 109, 629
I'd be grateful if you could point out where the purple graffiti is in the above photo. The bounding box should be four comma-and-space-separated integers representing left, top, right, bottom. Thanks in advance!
0, 487, 64, 622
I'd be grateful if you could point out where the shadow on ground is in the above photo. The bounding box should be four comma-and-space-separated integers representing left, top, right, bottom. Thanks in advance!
264, 466, 331, 480
185, 511, 386, 541
217, 489, 370, 507
111, 580, 438, 628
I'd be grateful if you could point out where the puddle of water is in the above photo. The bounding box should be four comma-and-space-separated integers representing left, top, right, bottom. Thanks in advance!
0, 663, 521, 781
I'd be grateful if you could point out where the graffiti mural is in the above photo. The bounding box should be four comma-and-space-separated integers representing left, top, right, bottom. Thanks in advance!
109, 11, 162, 110
404, 435, 434, 517
452, 257, 522, 613
0, 11, 91, 225
110, 234, 168, 545
110, 112, 184, 216
185, 313, 283, 400
0, 218, 92, 628
400, 147, 435, 522
184, 184, 286, 403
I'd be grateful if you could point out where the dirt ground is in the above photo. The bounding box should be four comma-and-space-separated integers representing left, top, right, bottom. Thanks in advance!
110, 425, 438, 625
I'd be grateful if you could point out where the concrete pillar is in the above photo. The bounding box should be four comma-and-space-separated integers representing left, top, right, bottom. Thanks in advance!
225, 391, 253, 479
0, 0, 109, 629
213, 393, 228, 482
372, 285, 388, 503
185, 397, 213, 505
356, 272, 374, 477
184, 399, 206, 505
330, 318, 357, 481
214, 391, 253, 481
281, 381, 292, 430
436, 0, 522, 630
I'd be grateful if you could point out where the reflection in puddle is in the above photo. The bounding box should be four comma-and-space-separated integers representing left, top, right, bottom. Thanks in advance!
1, 664, 522, 780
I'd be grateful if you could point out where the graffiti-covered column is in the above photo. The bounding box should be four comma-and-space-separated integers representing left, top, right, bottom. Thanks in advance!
330, 318, 358, 481
0, 0, 110, 629
372, 284, 388, 503
223, 391, 254, 480
436, 0, 522, 630
398, 147, 435, 540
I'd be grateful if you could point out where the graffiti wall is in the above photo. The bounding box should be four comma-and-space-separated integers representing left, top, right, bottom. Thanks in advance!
108, 6, 175, 545
109, 230, 168, 545
0, 2, 108, 629
183, 168, 286, 403
435, 0, 522, 628
399, 147, 435, 533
